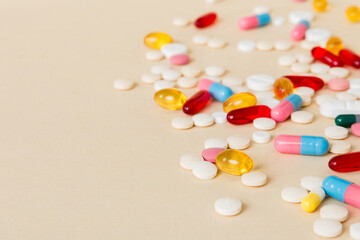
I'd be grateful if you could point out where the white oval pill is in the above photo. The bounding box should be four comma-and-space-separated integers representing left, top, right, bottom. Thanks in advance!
205, 65, 226, 77
145, 50, 164, 61
294, 87, 315, 97
162, 69, 182, 81
212, 111, 227, 124
172, 17, 190, 27
300, 40, 318, 50
274, 40, 293, 51
311, 63, 331, 74
320, 204, 348, 222
222, 77, 243, 87
256, 97, 280, 109
278, 55, 297, 67
316, 94, 335, 105
177, 77, 198, 88
317, 74, 334, 83
237, 40, 256, 52
207, 38, 227, 49
161, 43, 188, 59
227, 135, 250, 150
336, 92, 357, 101
272, 16, 286, 26
204, 137, 228, 149
281, 187, 308, 203
300, 176, 323, 190
171, 116, 194, 130
350, 78, 360, 90
241, 172, 267, 187
325, 126, 348, 139
181, 66, 201, 77
246, 74, 275, 91
313, 219, 342, 238
153, 80, 176, 91
291, 111, 314, 124
289, 10, 314, 24
180, 153, 204, 170
142, 73, 161, 84
193, 34, 209, 45
291, 63, 310, 73
306, 28, 332, 43
347, 89, 360, 98
113, 78, 135, 90
253, 117, 276, 130
330, 140, 351, 154
256, 41, 273, 51
350, 223, 360, 240
329, 67, 350, 78
192, 113, 215, 127
253, 5, 270, 14
252, 131, 271, 143
192, 161, 217, 180
231, 86, 250, 94
214, 198, 242, 216
296, 53, 314, 64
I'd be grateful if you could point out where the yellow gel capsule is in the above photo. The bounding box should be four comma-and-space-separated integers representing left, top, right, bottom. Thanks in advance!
273, 78, 294, 100
301, 187, 325, 213
144, 32, 172, 50
215, 149, 253, 176
313, 0, 327, 12
223, 92, 257, 113
154, 88, 186, 110
346, 6, 360, 22
326, 37, 344, 55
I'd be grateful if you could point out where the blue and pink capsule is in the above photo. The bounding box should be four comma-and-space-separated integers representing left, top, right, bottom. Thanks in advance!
198, 79, 233, 102
271, 94, 302, 122
238, 13, 271, 30
291, 20, 309, 41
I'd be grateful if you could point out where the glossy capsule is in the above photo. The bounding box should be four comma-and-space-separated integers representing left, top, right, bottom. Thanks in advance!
284, 75, 324, 91
215, 149, 253, 175
323, 176, 360, 208
346, 6, 360, 22
223, 92, 257, 113
227, 105, 271, 125
301, 187, 325, 213
291, 20, 309, 41
273, 77, 294, 100
339, 49, 360, 69
183, 90, 211, 115
311, 47, 344, 67
326, 37, 343, 55
335, 114, 360, 128
144, 32, 172, 50
271, 94, 302, 122
154, 88, 186, 110
313, 0, 327, 12
198, 79, 233, 103
238, 13, 271, 30
194, 12, 217, 28
274, 135, 329, 156
329, 152, 360, 172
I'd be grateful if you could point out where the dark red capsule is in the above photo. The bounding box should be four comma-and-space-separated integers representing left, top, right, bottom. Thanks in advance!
183, 90, 211, 115
283, 75, 324, 91
194, 12, 217, 28
329, 152, 360, 173
339, 49, 360, 69
227, 105, 271, 125
311, 47, 344, 67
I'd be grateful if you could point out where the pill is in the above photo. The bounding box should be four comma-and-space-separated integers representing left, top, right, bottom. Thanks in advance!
153, 80, 176, 91
313, 219, 342, 238
253, 117, 276, 130
162, 69, 182, 81
214, 198, 242, 216
291, 111, 314, 124
223, 92, 257, 113
336, 92, 357, 101
289, 10, 314, 24
180, 153, 204, 170
145, 50, 164, 61
192, 161, 217, 180
183, 90, 211, 115
352, 123, 360, 136
284, 75, 324, 91
212, 111, 227, 124
222, 77, 243, 87
113, 78, 135, 90
326, 36, 344, 55
291, 63, 310, 73
329, 151, 360, 171
253, 5, 270, 14
320, 100, 360, 118
320, 204, 348, 222
242, 172, 267, 187
237, 40, 256, 52
204, 138, 227, 149
274, 135, 329, 155
255, 97, 279, 108
195, 12, 217, 28
215, 149, 253, 175
238, 13, 271, 30
181, 66, 202, 77
172, 17, 190, 27
346, 6, 360, 22
281, 187, 308, 203
252, 131, 271, 143
192, 113, 215, 127
306, 28, 331, 43
170, 54, 190, 66
205, 65, 226, 77
278, 55, 297, 67
339, 49, 360, 69
325, 126, 348, 139
348, 89, 360, 98
301, 176, 323, 190
291, 20, 309, 41
328, 78, 350, 91
271, 94, 302, 122
161, 43, 188, 59
275, 40, 293, 51
294, 87, 315, 97
316, 94, 335, 105
296, 53, 314, 64
151, 64, 170, 74
310, 63, 330, 74
198, 78, 233, 102
207, 38, 227, 49
350, 79, 360, 89
301, 40, 317, 50
272, 16, 286, 26
177, 77, 198, 89
202, 148, 225, 163
256, 41, 273, 51
317, 74, 334, 84
142, 73, 161, 84
329, 141, 351, 154
227, 135, 250, 150
312, 47, 344, 67
154, 88, 186, 110
351, 223, 360, 240
246, 74, 275, 91
171, 116, 194, 130
144, 32, 172, 50
227, 105, 271, 125
301, 96, 312, 106
313, 0, 328, 12
192, 34, 209, 45
301, 187, 325, 212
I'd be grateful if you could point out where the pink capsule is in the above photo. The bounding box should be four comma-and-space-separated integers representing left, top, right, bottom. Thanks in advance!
291, 20, 309, 41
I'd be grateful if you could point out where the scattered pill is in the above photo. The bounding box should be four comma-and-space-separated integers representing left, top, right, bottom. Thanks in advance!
256, 41, 273, 51
192, 113, 215, 127
214, 198, 242, 216
278, 55, 297, 67
238, 13, 271, 30
241, 172, 267, 187
145, 50, 164, 61
301, 187, 325, 212
181, 66, 201, 77
216, 149, 253, 175
271, 94, 303, 122
291, 63, 310, 73
329, 140, 351, 154
205, 65, 226, 77
310, 63, 330, 74
339, 49, 360, 69
171, 116, 194, 130
253, 117, 276, 130
274, 135, 329, 155
350, 79, 360, 90
328, 78, 350, 91
296, 53, 314, 64
142, 73, 161, 84
294, 87, 315, 97
177, 77, 198, 89
291, 20, 309, 41
316, 95, 335, 105
154, 88, 186, 110
193, 34, 209, 45
336, 92, 357, 101
253, 5, 270, 14
300, 40, 318, 50
312, 47, 344, 67
291, 111, 314, 124
326, 36, 344, 55
237, 40, 256, 52
207, 38, 227, 49
313, 219, 342, 238
153, 80, 176, 91
162, 69, 182, 81
170, 54, 190, 66
227, 105, 271, 125
227, 135, 250, 150
352, 123, 360, 136
274, 40, 293, 51
212, 111, 227, 124
113, 78, 135, 90
195, 12, 217, 28
335, 114, 360, 127
313, 0, 328, 12
306, 28, 331, 44
351, 223, 360, 240
144, 32, 172, 50
320, 100, 360, 118
289, 10, 314, 24
202, 148, 224, 163
180, 153, 204, 170
328, 152, 360, 172
346, 6, 360, 22
281, 187, 308, 203
272, 16, 286, 26
192, 161, 217, 180
252, 131, 271, 143
204, 137, 228, 149
320, 204, 348, 222
301, 176, 323, 190
161, 43, 188, 59
285, 75, 324, 91
198, 78, 233, 102
223, 92, 257, 113
172, 17, 190, 27
325, 126, 348, 140
246, 74, 275, 91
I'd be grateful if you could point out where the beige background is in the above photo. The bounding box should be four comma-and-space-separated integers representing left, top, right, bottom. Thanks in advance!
0, 0, 360, 239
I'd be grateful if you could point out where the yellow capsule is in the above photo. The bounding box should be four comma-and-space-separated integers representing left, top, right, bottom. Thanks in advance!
301, 187, 325, 213
346, 6, 360, 23
215, 149, 253, 176
313, 0, 327, 12
223, 92, 257, 113
154, 88, 186, 110
273, 78, 294, 100
144, 32, 172, 50
326, 37, 344, 55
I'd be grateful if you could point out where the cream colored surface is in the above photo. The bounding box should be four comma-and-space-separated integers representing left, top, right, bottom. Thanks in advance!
0, 0, 360, 239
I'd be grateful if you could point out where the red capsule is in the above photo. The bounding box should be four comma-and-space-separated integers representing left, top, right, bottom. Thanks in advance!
283, 75, 324, 91
339, 49, 360, 69
183, 90, 211, 115
311, 47, 344, 67
194, 12, 217, 28
329, 152, 360, 173
227, 105, 271, 125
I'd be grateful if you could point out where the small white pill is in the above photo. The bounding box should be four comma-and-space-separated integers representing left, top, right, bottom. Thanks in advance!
272, 16, 286, 26
252, 131, 271, 143
204, 137, 228, 149
350, 78, 360, 90
318, 74, 335, 84
172, 17, 190, 27
181, 66, 201, 77
350, 223, 360, 240
336, 92, 357, 101
253, 118, 276, 130
313, 219, 342, 238
291, 63, 310, 73
214, 198, 242, 216
211, 111, 227, 124
329, 67, 350, 78
180, 153, 204, 170
205, 65, 226, 77
227, 135, 250, 150
291, 111, 314, 124
237, 40, 256, 52
253, 91, 274, 99
141, 73, 161, 84
325, 126, 348, 140
151, 64, 170, 74
300, 96, 312, 106
294, 87, 315, 97
281, 187, 308, 203
296, 53, 314, 64
193, 34, 209, 45
207, 38, 227, 49
171, 116, 194, 130
256, 41, 273, 51
253, 5, 270, 14
192, 161, 217, 180
300, 40, 318, 50
222, 77, 243, 87
161, 43, 188, 58
192, 113, 215, 127
162, 69, 182, 81
153, 80, 176, 91
320, 204, 348, 222
330, 140, 351, 154
231, 86, 249, 93
113, 78, 135, 90
300, 176, 323, 191
278, 55, 297, 67
145, 50, 164, 61
289, 10, 314, 24
316, 94, 335, 105
256, 97, 280, 109
347, 89, 360, 98
311, 63, 331, 74
274, 40, 293, 51
241, 172, 267, 187
177, 77, 198, 88
306, 28, 332, 43
246, 74, 275, 91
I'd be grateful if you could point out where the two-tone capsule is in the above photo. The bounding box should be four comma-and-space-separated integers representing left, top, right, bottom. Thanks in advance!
311, 47, 344, 67
301, 187, 325, 212
271, 94, 302, 122
274, 135, 329, 156
198, 79, 233, 103
183, 90, 211, 115
238, 13, 271, 30
328, 152, 360, 173
291, 20, 309, 41
335, 114, 360, 128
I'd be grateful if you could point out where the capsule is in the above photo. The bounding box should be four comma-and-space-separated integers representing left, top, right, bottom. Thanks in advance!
301, 187, 325, 212
326, 36, 343, 55
144, 32, 172, 50
273, 77, 294, 100
291, 20, 309, 41
274, 135, 329, 156
227, 105, 271, 125
215, 149, 253, 175
271, 94, 302, 122
283, 75, 324, 91
339, 49, 360, 69
329, 152, 360, 172
182, 90, 211, 115
311, 47, 344, 67
335, 114, 360, 128
323, 175, 360, 209
223, 92, 257, 113
238, 13, 271, 30
198, 78, 233, 103
194, 12, 217, 28
154, 88, 187, 110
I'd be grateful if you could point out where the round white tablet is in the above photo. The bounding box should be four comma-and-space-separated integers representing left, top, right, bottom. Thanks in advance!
291, 63, 310, 73
246, 74, 275, 91
241, 172, 267, 187
300, 96, 312, 107
204, 137, 228, 149
311, 63, 331, 74
253, 91, 274, 99
113, 78, 135, 90
330, 140, 351, 154
324, 126, 348, 140
172, 17, 190, 27
252, 131, 271, 143
151, 64, 170, 74
253, 5, 270, 14
222, 77, 243, 87
177, 77, 198, 88
204, 76, 221, 83
205, 65, 226, 77
350, 223, 360, 240
180, 153, 204, 170
272, 16, 286, 26
329, 67, 350, 78
193, 34, 209, 45
291, 111, 314, 124
256, 41, 273, 51
207, 38, 227, 49
192, 113, 215, 127
171, 116, 194, 130
313, 219, 342, 238
300, 176, 323, 190
214, 198, 242, 216
316, 94, 335, 105
347, 89, 360, 98
238, 40, 256, 52
336, 92, 357, 101
289, 10, 314, 24
212, 111, 227, 124
281, 187, 308, 203
274, 40, 293, 51
141, 73, 161, 84
296, 53, 314, 64
145, 50, 164, 61
227, 135, 250, 150
350, 78, 360, 90
162, 69, 182, 81
278, 55, 297, 67
153, 80, 176, 91
306, 28, 332, 43
231, 86, 250, 94
192, 161, 217, 180
317, 74, 334, 84
181, 66, 201, 77
256, 97, 280, 109
300, 40, 318, 50
294, 87, 315, 97
253, 118, 276, 130
320, 204, 348, 222
161, 43, 188, 58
